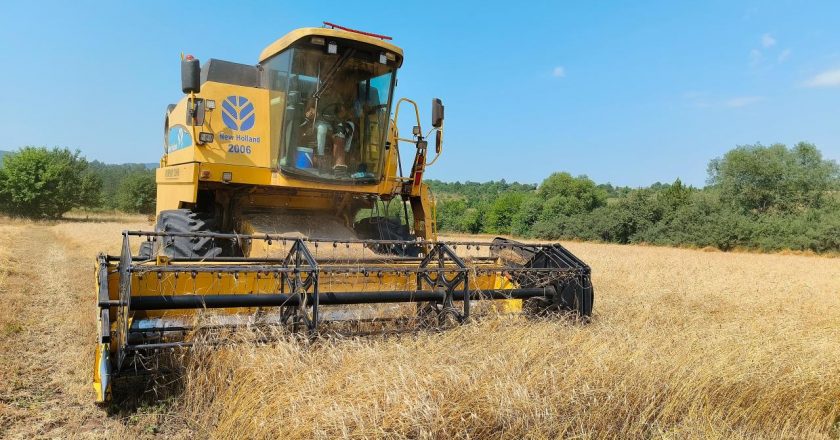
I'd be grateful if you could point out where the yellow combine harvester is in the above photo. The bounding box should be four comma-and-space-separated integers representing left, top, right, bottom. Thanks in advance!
93, 22, 594, 402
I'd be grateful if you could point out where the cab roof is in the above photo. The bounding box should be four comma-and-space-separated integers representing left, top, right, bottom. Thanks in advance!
259, 27, 404, 66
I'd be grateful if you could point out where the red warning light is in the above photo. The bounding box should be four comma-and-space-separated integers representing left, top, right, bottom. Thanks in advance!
185, 54, 195, 61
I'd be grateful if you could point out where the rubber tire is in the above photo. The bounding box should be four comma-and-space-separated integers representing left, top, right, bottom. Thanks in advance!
353, 216, 421, 257
156, 209, 225, 259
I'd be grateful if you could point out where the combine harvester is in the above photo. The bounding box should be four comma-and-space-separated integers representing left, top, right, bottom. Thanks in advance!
93, 22, 593, 402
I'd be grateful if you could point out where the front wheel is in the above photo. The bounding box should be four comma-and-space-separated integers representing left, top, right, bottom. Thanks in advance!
148, 209, 240, 258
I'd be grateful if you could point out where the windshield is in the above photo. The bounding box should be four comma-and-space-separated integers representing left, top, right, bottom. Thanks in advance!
264, 44, 395, 183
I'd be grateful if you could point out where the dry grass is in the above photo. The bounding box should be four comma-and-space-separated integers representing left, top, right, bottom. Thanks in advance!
0, 220, 839, 438
177, 239, 840, 439
0, 217, 164, 439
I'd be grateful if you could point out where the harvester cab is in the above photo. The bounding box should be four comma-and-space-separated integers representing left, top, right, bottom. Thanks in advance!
93, 22, 594, 403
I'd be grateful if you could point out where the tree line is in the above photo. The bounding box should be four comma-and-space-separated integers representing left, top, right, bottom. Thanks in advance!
430, 142, 840, 253
1, 143, 838, 253
0, 147, 156, 218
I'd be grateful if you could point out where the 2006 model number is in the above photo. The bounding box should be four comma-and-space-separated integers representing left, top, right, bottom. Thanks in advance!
228, 145, 252, 154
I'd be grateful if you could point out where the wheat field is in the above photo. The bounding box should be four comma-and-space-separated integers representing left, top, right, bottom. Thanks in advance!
0, 217, 839, 439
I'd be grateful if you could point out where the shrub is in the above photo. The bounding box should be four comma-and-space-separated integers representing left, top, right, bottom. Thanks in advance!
429, 143, 840, 253
435, 199, 468, 232
116, 171, 156, 214
510, 195, 543, 236
537, 173, 607, 217
484, 192, 527, 235
0, 147, 101, 219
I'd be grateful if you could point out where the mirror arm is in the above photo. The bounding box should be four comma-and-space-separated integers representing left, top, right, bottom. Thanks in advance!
189, 92, 199, 147
425, 123, 444, 167
393, 98, 423, 139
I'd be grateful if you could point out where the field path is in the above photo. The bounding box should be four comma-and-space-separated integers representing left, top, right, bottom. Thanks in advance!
0, 220, 163, 439
0, 225, 112, 438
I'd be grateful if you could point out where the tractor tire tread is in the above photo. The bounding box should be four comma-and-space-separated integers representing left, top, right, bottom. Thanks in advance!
156, 209, 225, 259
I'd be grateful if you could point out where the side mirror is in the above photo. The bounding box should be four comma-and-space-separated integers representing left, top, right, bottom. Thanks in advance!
181, 56, 201, 94
435, 130, 442, 154
431, 98, 444, 128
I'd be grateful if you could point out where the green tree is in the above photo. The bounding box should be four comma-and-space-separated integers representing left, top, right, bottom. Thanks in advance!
429, 142, 840, 253
707, 142, 839, 213
588, 189, 662, 243
485, 192, 527, 234
116, 171, 156, 214
435, 199, 468, 232
659, 178, 693, 211
461, 206, 485, 234
88, 161, 153, 209
510, 195, 543, 236
0, 147, 102, 219
537, 172, 607, 218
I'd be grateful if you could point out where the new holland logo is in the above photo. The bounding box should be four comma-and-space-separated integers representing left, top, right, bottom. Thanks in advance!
221, 96, 255, 131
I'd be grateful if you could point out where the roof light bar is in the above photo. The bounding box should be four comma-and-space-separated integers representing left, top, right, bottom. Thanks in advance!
322, 21, 393, 41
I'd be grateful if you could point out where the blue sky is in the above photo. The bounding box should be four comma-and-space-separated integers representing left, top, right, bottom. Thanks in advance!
1, 1, 839, 187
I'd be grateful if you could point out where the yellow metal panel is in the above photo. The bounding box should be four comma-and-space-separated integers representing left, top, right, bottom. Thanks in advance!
258, 27, 404, 64
92, 342, 109, 403
492, 274, 523, 313
193, 83, 272, 168
119, 264, 508, 294
157, 163, 198, 184
165, 144, 195, 166
411, 183, 437, 241
99, 257, 524, 362
164, 83, 271, 169
156, 164, 198, 211
127, 268, 511, 317
198, 163, 273, 186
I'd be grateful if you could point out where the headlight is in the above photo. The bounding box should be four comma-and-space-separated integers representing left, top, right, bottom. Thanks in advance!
198, 132, 214, 144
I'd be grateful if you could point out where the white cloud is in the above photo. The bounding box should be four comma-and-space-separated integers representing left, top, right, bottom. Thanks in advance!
552, 66, 566, 78
804, 68, 840, 87
777, 49, 791, 63
761, 33, 777, 48
725, 96, 764, 107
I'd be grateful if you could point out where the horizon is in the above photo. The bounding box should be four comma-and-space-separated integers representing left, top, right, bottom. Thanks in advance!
0, 143, 822, 189
1, 1, 839, 187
